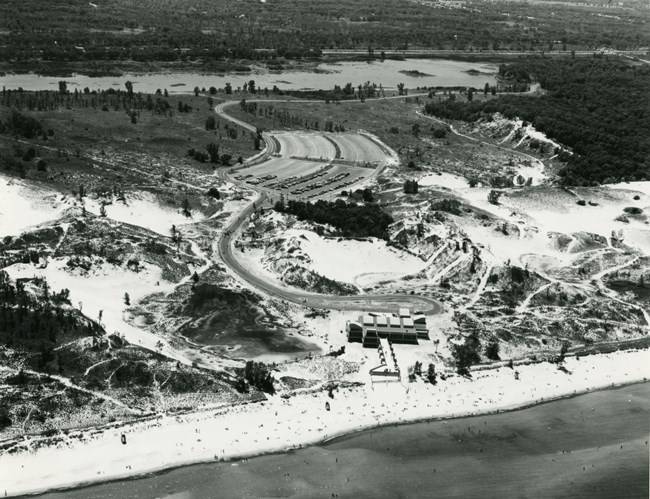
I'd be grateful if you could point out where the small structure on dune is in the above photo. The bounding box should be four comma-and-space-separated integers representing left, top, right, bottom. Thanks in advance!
345, 308, 429, 348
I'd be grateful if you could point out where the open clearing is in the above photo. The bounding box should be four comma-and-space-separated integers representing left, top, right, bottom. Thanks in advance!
0, 175, 69, 236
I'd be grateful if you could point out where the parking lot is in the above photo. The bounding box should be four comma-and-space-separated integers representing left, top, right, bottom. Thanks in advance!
233, 132, 388, 199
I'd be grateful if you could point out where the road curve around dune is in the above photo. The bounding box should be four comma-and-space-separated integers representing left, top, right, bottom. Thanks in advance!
214, 99, 443, 314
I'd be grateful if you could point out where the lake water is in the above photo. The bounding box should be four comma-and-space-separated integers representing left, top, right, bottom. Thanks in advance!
0, 59, 497, 94
37, 382, 650, 499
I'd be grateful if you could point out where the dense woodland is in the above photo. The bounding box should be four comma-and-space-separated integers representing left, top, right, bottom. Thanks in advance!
424, 57, 650, 185
1, 0, 647, 69
274, 199, 394, 240
0, 271, 103, 370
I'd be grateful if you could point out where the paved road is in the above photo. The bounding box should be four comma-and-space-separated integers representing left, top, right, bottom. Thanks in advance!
214, 100, 443, 314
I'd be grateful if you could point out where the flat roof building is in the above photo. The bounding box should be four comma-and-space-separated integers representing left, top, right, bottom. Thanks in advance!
398, 308, 411, 318
346, 309, 429, 347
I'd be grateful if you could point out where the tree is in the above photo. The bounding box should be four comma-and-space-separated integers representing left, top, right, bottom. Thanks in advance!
207, 187, 220, 199
426, 363, 437, 385
207, 96, 213, 109
484, 82, 490, 96
194, 86, 200, 97
485, 342, 500, 361
409, 361, 423, 381
248, 80, 256, 94
397, 83, 405, 96
404, 180, 419, 194
205, 116, 216, 130
99, 204, 107, 217
411, 123, 421, 137
242, 361, 275, 394
191, 272, 199, 283
488, 190, 502, 205
225, 82, 232, 94
467, 88, 474, 101
124, 292, 130, 306
432, 127, 447, 139
182, 198, 191, 217
207, 142, 220, 164
556, 340, 570, 365
58, 81, 67, 95
125, 80, 134, 96
452, 331, 481, 376
0, 406, 12, 430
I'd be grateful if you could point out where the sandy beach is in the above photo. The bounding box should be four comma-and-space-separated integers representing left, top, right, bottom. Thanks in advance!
42, 382, 650, 499
0, 348, 647, 497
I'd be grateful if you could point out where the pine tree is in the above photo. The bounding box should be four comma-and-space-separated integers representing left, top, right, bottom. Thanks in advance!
182, 198, 191, 217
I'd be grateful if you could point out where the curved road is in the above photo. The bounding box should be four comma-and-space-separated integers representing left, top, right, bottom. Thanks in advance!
214, 99, 443, 314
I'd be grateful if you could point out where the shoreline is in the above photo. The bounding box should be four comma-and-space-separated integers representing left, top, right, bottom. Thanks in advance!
24, 378, 649, 499
2, 49, 645, 78
2, 347, 648, 498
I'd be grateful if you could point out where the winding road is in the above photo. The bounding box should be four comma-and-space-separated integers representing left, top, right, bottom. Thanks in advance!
214, 99, 443, 314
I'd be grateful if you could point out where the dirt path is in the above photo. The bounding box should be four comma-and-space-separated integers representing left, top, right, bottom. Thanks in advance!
464, 263, 494, 309
416, 111, 547, 182
428, 253, 471, 283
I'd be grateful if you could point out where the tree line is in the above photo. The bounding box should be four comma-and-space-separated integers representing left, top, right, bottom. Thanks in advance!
2, 0, 646, 68
274, 198, 393, 240
423, 56, 650, 185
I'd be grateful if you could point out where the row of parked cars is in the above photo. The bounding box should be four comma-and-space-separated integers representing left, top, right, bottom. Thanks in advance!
265, 166, 333, 190
246, 174, 277, 185
234, 166, 363, 198
290, 172, 351, 195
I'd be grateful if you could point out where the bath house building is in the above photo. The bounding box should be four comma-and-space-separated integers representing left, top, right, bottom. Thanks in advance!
346, 308, 429, 348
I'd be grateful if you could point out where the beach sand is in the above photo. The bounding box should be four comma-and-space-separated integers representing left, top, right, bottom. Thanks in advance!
0, 348, 647, 497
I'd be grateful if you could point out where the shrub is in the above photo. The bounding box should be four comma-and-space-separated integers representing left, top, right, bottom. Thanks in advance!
487, 190, 502, 205
242, 361, 275, 394
485, 342, 500, 361
432, 127, 447, 138
452, 331, 481, 376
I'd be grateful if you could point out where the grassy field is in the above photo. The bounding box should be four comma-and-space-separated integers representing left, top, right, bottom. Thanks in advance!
0, 92, 258, 195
